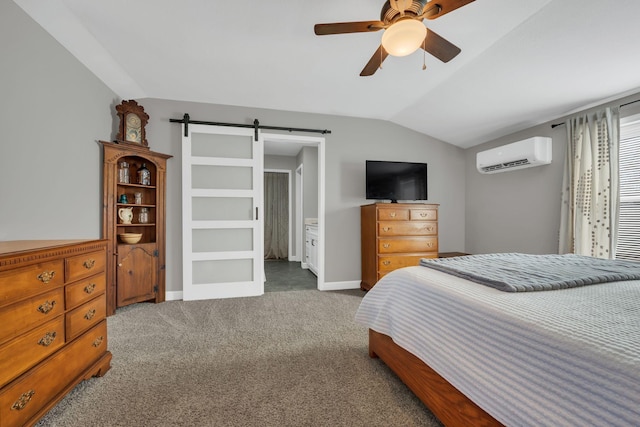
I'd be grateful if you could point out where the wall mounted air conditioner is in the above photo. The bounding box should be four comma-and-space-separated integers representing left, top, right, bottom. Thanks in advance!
476, 136, 552, 174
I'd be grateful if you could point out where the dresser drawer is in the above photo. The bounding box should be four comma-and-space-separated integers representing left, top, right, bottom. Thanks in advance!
0, 316, 65, 387
378, 237, 438, 254
65, 273, 106, 309
0, 289, 64, 345
378, 221, 438, 236
65, 250, 105, 283
65, 294, 106, 341
0, 260, 64, 307
378, 255, 431, 272
377, 208, 409, 221
409, 208, 437, 221
0, 321, 108, 427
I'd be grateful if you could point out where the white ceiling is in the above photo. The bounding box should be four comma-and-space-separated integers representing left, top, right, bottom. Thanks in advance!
15, 0, 640, 149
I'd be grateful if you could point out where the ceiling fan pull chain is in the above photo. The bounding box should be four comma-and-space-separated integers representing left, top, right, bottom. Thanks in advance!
422, 37, 427, 70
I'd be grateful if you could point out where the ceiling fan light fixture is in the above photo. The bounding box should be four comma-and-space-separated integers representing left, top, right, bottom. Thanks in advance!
381, 19, 427, 57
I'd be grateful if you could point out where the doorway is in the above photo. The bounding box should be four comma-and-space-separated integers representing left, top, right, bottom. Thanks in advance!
263, 133, 324, 291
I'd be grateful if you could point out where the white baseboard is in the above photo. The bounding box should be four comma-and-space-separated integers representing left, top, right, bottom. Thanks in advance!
301, 262, 309, 269
166, 291, 183, 301
318, 280, 360, 291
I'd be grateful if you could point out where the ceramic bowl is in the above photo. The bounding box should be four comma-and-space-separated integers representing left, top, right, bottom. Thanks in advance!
118, 233, 143, 244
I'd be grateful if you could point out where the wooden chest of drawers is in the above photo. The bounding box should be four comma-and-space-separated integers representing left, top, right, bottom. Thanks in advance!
0, 240, 112, 427
361, 203, 439, 290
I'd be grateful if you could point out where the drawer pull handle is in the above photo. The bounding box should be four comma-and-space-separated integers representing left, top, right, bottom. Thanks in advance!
382, 260, 391, 266
37, 271, 55, 284
427, 242, 434, 247
37, 300, 57, 314
420, 212, 428, 218
84, 283, 96, 294
11, 390, 35, 411
93, 336, 104, 347
84, 309, 97, 320
83, 259, 96, 269
426, 226, 434, 232
383, 243, 391, 249
38, 331, 57, 347
390, 212, 396, 217
382, 227, 391, 232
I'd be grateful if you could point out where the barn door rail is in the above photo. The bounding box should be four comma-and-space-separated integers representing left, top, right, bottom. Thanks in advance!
170, 114, 331, 141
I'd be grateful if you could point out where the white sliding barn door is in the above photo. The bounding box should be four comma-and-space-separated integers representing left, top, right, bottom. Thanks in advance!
182, 124, 263, 300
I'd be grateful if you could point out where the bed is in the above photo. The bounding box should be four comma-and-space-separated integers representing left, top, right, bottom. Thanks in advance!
355, 253, 640, 427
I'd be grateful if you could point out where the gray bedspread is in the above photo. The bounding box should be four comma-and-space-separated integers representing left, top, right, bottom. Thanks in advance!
419, 253, 640, 292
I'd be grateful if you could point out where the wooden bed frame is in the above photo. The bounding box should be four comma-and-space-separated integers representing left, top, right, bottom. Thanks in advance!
368, 329, 504, 427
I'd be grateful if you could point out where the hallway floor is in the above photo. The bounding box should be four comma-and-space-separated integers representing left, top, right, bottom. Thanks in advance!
264, 260, 317, 292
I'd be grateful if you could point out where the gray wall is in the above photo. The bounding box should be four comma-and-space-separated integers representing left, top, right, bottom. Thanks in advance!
298, 147, 319, 223
0, 1, 117, 241
1, 1, 465, 293
464, 125, 567, 254
139, 98, 467, 291
465, 93, 640, 255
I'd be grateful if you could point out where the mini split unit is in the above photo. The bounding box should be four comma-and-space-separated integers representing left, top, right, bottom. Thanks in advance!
476, 137, 552, 174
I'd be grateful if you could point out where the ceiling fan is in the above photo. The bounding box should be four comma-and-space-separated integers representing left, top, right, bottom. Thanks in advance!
314, 0, 475, 76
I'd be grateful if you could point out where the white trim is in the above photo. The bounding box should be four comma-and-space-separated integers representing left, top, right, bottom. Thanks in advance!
318, 280, 360, 291
295, 165, 303, 262
191, 156, 254, 167
192, 251, 255, 261
191, 189, 254, 198
318, 136, 326, 291
191, 220, 255, 229
166, 291, 183, 301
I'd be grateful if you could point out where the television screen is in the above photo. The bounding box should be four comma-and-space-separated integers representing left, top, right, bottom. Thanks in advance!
366, 160, 428, 202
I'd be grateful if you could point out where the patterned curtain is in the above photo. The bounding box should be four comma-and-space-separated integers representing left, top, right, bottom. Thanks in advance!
264, 172, 289, 260
559, 107, 620, 258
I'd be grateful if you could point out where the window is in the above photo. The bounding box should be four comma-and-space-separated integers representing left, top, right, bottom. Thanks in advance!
616, 116, 640, 261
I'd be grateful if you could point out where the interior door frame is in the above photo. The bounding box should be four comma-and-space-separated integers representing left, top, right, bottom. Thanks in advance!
262, 133, 325, 290
295, 164, 303, 263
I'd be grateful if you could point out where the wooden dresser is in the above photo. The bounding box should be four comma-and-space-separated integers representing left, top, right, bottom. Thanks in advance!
361, 203, 439, 290
0, 240, 112, 427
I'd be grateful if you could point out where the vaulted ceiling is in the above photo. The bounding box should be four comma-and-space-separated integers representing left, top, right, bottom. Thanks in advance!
15, 0, 640, 148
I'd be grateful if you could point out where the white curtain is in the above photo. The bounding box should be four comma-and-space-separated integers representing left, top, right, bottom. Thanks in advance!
559, 106, 620, 258
264, 172, 289, 259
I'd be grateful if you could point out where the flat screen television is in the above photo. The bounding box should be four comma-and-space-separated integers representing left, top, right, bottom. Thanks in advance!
366, 160, 428, 203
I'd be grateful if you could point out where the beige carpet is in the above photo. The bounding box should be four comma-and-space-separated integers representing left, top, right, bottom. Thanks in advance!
36, 290, 442, 426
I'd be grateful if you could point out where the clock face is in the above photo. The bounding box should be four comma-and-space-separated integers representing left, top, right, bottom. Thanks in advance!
125, 113, 142, 143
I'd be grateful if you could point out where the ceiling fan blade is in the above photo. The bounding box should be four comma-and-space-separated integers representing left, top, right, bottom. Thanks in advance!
360, 45, 389, 76
423, 0, 475, 20
314, 21, 385, 35
422, 29, 461, 63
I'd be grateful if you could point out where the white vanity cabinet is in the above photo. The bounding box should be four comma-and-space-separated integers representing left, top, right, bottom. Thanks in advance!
305, 223, 318, 276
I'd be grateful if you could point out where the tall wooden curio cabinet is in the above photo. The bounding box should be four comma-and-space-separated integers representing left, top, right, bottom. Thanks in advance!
101, 140, 172, 315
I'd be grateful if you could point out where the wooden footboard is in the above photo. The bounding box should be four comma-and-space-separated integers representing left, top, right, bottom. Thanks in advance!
369, 329, 503, 427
